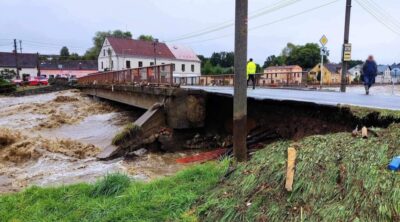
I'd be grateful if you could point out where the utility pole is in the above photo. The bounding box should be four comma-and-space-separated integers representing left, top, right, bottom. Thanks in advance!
14, 39, 20, 79
341, 0, 352, 92
233, 0, 248, 162
19, 40, 22, 53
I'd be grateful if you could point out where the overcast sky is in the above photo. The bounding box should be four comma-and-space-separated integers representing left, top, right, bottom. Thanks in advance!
1, 0, 399, 64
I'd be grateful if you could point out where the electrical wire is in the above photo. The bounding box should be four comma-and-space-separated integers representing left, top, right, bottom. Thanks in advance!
363, 0, 400, 29
182, 0, 340, 45
166, 0, 302, 42
355, 0, 400, 35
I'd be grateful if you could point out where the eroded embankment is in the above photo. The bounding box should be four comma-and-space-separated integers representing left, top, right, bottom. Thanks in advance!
205, 94, 400, 141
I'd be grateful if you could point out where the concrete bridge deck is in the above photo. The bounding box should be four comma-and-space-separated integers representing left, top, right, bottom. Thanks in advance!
184, 86, 400, 111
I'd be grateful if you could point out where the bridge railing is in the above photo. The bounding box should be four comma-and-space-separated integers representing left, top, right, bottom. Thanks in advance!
198, 72, 308, 87
78, 64, 174, 86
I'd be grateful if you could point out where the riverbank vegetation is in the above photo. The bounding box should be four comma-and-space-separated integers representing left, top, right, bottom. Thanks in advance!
0, 161, 227, 221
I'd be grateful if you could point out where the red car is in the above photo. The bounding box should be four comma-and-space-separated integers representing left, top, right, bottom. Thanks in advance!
28, 76, 49, 86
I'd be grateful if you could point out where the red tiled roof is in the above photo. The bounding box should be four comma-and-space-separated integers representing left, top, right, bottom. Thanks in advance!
106, 37, 175, 59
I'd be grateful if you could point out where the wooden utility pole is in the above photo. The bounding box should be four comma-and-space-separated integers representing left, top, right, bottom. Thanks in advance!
233, 0, 248, 162
14, 39, 20, 79
341, 0, 352, 92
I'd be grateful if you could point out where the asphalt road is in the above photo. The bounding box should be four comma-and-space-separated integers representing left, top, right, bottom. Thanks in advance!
185, 86, 400, 110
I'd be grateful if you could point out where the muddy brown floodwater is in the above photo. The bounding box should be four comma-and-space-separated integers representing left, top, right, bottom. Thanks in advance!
0, 90, 195, 194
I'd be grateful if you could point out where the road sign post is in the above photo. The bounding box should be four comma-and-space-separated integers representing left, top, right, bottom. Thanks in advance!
319, 35, 329, 89
341, 0, 352, 92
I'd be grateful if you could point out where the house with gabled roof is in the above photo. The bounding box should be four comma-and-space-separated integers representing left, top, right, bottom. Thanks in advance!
0, 52, 39, 77
98, 37, 201, 84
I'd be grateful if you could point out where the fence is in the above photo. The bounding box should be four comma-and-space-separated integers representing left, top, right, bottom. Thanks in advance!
199, 72, 308, 87
78, 64, 174, 86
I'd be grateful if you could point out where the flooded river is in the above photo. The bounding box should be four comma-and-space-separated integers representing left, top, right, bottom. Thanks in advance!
0, 90, 194, 193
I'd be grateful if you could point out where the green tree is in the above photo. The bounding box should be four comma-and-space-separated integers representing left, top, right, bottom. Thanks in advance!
210, 52, 222, 67
348, 60, 363, 68
138, 35, 154, 41
84, 30, 132, 60
202, 60, 214, 75
286, 43, 327, 69
60, 46, 70, 59
263, 55, 286, 68
69, 53, 81, 60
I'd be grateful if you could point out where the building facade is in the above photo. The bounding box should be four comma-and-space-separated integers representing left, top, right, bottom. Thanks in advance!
40, 60, 97, 78
308, 63, 343, 85
98, 37, 201, 85
263, 65, 303, 85
0, 52, 39, 77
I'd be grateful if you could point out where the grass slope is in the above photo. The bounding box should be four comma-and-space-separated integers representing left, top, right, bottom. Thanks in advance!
0, 162, 227, 222
197, 124, 400, 221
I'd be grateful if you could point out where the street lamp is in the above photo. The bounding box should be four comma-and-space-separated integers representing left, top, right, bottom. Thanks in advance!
153, 39, 159, 66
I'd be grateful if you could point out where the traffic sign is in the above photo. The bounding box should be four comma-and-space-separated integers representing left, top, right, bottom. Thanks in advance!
320, 35, 328, 46
343, 43, 352, 61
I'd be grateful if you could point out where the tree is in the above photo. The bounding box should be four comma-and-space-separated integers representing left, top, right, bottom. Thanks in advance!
286, 43, 327, 69
84, 30, 132, 60
0, 69, 16, 80
138, 35, 154, 41
202, 60, 214, 75
60, 46, 70, 59
348, 60, 363, 68
263, 55, 285, 68
69, 53, 81, 60
210, 52, 222, 67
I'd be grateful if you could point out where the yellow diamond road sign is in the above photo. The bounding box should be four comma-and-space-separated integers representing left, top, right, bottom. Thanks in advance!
320, 35, 328, 46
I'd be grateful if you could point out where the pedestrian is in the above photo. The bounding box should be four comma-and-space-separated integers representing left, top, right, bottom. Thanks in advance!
361, 55, 378, 95
247, 58, 257, 90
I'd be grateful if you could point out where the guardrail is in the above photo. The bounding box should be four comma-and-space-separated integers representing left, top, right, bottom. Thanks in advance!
78, 64, 174, 86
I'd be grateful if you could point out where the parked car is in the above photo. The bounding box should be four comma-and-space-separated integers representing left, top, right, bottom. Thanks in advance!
28, 76, 49, 86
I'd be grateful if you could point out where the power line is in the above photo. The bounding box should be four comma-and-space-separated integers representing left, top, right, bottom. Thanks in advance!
167, 0, 302, 42
182, 0, 340, 45
356, 0, 400, 35
363, 0, 400, 29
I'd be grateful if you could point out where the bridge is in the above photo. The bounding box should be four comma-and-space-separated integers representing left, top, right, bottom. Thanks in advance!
78, 64, 400, 158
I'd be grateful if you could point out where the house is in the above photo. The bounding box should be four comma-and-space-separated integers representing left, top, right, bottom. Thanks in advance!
263, 65, 303, 85
40, 60, 97, 78
308, 63, 344, 85
0, 52, 39, 77
98, 37, 201, 85
375, 65, 392, 84
348, 64, 362, 83
390, 66, 400, 83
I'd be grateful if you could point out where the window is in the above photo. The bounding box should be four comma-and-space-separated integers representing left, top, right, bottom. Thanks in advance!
182, 64, 185, 72
275, 73, 277, 77
103, 49, 105, 56
161, 63, 165, 71
111, 60, 114, 69
101, 62, 103, 70
191, 64, 195, 72
126, 60, 131, 69
150, 62, 154, 66
172, 64, 175, 71
138, 61, 143, 67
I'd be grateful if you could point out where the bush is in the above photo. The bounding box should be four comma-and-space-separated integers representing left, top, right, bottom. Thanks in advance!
91, 173, 130, 197
0, 78, 16, 94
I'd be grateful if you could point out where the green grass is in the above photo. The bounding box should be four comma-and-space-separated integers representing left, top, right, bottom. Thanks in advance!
344, 105, 400, 120
112, 123, 141, 146
196, 124, 400, 221
0, 161, 228, 222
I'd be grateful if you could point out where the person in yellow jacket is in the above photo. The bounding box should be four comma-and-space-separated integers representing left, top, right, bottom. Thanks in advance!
247, 58, 257, 89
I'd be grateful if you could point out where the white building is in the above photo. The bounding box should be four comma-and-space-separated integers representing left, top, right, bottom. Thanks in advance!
348, 64, 362, 83
375, 65, 392, 84
0, 52, 39, 77
98, 37, 201, 85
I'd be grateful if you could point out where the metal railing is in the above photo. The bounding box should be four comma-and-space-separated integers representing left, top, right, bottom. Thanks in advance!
199, 72, 308, 87
78, 64, 174, 86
